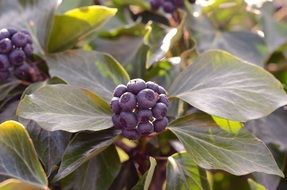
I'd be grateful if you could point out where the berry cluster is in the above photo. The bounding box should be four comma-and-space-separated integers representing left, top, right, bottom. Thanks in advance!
111, 79, 169, 140
150, 0, 196, 13
0, 28, 35, 82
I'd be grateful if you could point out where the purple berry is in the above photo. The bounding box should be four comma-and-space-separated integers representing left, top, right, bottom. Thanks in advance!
152, 102, 167, 119
158, 94, 169, 106
122, 129, 140, 140
0, 38, 12, 53
11, 32, 28, 47
127, 78, 147, 94
111, 97, 121, 114
163, 1, 176, 13
20, 30, 32, 44
150, 0, 160, 10
112, 114, 123, 129
0, 29, 10, 40
119, 92, 137, 111
173, 0, 184, 7
0, 54, 10, 71
146, 81, 159, 92
137, 109, 153, 123
113, 84, 127, 97
23, 44, 33, 56
137, 89, 158, 109
9, 49, 26, 66
14, 63, 31, 80
0, 70, 10, 81
119, 112, 137, 129
153, 117, 168, 132
188, 0, 196, 4
137, 122, 154, 135
158, 86, 167, 94
7, 28, 17, 36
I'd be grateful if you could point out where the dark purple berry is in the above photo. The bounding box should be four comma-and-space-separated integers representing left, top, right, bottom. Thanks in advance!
158, 94, 169, 106
153, 117, 168, 132
0, 29, 10, 40
127, 78, 147, 94
0, 38, 12, 53
20, 30, 32, 44
113, 84, 127, 97
122, 129, 139, 140
158, 86, 167, 94
137, 89, 158, 109
137, 122, 154, 135
9, 49, 26, 66
23, 44, 33, 56
0, 70, 10, 81
0, 54, 10, 71
112, 114, 123, 129
111, 97, 121, 114
14, 63, 31, 80
163, 1, 176, 13
152, 102, 167, 119
11, 32, 28, 47
146, 81, 159, 92
119, 112, 137, 129
137, 109, 153, 123
150, 0, 160, 10
7, 28, 17, 36
119, 92, 137, 111
188, 0, 196, 4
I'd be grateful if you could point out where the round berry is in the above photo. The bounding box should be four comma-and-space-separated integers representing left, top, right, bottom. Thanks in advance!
137, 109, 153, 123
0, 29, 10, 40
158, 86, 167, 94
9, 49, 26, 66
0, 38, 12, 53
0, 70, 10, 81
21, 30, 32, 44
119, 92, 137, 111
146, 81, 159, 92
111, 97, 121, 114
127, 78, 147, 94
122, 129, 140, 140
0, 54, 10, 71
23, 44, 33, 56
112, 114, 123, 129
153, 117, 168, 132
113, 84, 127, 97
11, 32, 28, 47
152, 102, 168, 119
137, 122, 154, 135
158, 94, 169, 106
119, 112, 137, 129
7, 28, 17, 36
14, 63, 31, 80
137, 89, 158, 109
163, 1, 176, 13
150, 0, 160, 10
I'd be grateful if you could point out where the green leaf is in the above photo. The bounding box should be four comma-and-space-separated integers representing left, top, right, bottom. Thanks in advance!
57, 0, 94, 13
169, 50, 287, 122
17, 84, 112, 132
54, 128, 119, 180
46, 50, 129, 102
0, 120, 47, 188
112, 0, 150, 9
47, 5, 117, 52
0, 179, 46, 190
166, 152, 210, 190
61, 146, 121, 190
168, 114, 284, 177
248, 179, 267, 190
212, 116, 243, 134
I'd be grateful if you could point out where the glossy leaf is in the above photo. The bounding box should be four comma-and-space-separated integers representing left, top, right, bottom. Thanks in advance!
17, 84, 112, 132
169, 50, 287, 122
166, 152, 210, 190
0, 179, 47, 190
0, 121, 47, 188
46, 50, 129, 102
48, 5, 117, 52
54, 128, 119, 180
168, 114, 284, 177
212, 116, 243, 134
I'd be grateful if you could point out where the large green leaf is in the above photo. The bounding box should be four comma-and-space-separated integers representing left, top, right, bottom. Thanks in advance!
0, 179, 46, 190
54, 128, 119, 180
47, 5, 117, 52
46, 50, 129, 102
0, 121, 47, 188
57, 0, 94, 13
61, 146, 121, 190
169, 50, 287, 122
17, 84, 112, 132
166, 152, 210, 190
248, 179, 267, 190
168, 114, 284, 177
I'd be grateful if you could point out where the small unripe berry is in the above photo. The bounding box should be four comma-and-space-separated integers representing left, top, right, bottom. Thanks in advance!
137, 122, 154, 135
119, 92, 137, 111
0, 38, 12, 53
158, 94, 169, 106
122, 129, 140, 140
11, 32, 28, 47
112, 114, 123, 129
163, 1, 175, 13
9, 49, 26, 66
0, 70, 10, 81
0, 54, 10, 71
127, 78, 147, 94
113, 84, 127, 97
137, 89, 158, 109
119, 112, 137, 129
152, 102, 167, 119
0, 29, 10, 40
153, 117, 168, 132
146, 81, 159, 92
111, 97, 121, 114
137, 109, 153, 123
